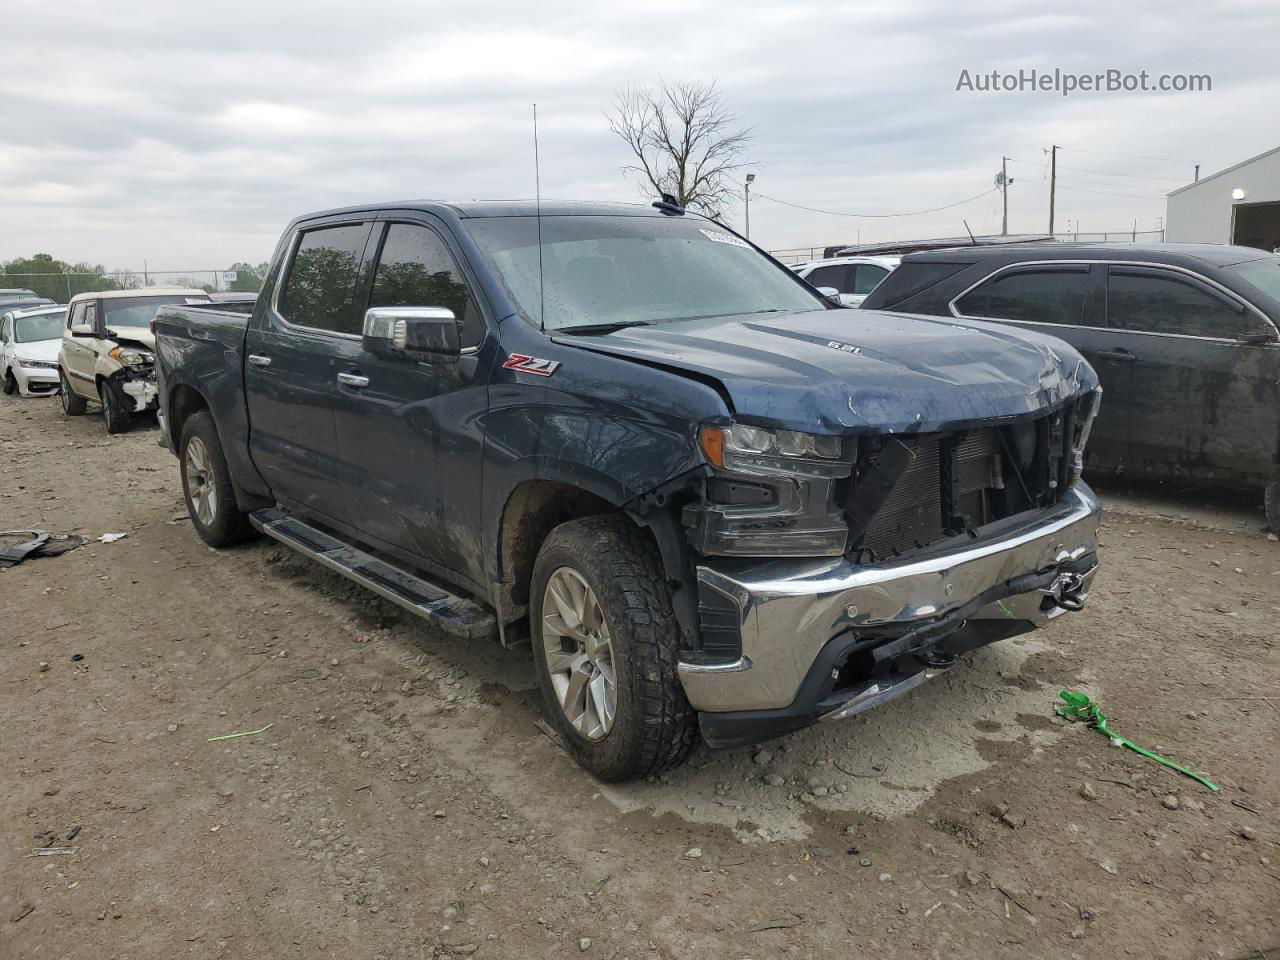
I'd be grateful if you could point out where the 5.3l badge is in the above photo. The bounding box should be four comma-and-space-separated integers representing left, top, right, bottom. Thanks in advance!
502, 354, 561, 377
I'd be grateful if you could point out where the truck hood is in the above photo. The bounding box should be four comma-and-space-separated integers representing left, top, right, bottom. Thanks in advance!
105, 325, 156, 350
553, 308, 1098, 434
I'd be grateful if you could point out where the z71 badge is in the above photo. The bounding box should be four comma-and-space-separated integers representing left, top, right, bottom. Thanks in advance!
502, 354, 561, 377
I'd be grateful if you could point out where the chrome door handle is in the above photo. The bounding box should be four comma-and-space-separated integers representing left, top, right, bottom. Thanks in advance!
337, 372, 369, 389
247, 354, 272, 367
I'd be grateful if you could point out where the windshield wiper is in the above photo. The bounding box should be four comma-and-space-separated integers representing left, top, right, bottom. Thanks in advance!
553, 321, 653, 336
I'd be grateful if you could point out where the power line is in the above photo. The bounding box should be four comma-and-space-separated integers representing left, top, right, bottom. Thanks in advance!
1056, 144, 1204, 166
752, 187, 998, 219
1007, 158, 1185, 183
1029, 180, 1164, 202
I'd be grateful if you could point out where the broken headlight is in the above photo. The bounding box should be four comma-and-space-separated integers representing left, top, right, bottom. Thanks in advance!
1069, 388, 1102, 484
109, 346, 154, 368
687, 423, 852, 557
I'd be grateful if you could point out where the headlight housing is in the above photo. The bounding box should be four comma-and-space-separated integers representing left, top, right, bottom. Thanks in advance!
688, 423, 852, 557
17, 358, 58, 369
109, 346, 154, 368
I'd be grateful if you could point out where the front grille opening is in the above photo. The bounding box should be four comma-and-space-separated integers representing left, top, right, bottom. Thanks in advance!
846, 406, 1075, 563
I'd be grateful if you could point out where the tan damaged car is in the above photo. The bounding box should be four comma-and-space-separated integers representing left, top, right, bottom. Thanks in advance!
57, 288, 210, 433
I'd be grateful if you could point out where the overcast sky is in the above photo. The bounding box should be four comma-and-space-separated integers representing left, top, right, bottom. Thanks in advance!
3, 0, 1277, 271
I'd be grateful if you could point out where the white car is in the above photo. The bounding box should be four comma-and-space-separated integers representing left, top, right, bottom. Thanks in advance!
792, 255, 900, 307
57, 288, 210, 433
1, 304, 66, 397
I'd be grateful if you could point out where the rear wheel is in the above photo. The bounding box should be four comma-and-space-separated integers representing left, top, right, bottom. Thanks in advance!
2, 369, 15, 395
100, 379, 131, 434
59, 369, 87, 415
1266, 480, 1279, 533
179, 410, 254, 547
530, 515, 696, 781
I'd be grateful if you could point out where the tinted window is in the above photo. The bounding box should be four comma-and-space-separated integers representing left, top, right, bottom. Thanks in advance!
1225, 257, 1280, 302
852, 264, 890, 295
279, 223, 370, 334
958, 268, 1088, 325
1107, 270, 1245, 337
369, 224, 485, 347
102, 295, 206, 330
861, 261, 968, 309
805, 265, 849, 292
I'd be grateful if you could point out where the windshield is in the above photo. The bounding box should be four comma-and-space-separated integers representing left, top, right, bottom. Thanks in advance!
102, 294, 208, 330
1226, 257, 1280, 304
14, 311, 64, 342
464, 215, 824, 330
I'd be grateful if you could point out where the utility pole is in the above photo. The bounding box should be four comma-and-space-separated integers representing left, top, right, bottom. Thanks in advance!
999, 157, 1011, 235
744, 173, 755, 239
1194, 164, 1200, 182
1048, 145, 1058, 235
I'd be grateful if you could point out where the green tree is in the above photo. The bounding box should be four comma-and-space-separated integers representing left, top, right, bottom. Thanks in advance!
226, 262, 268, 293
2, 253, 121, 301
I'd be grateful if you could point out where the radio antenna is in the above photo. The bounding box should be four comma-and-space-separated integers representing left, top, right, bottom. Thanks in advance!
533, 103, 545, 331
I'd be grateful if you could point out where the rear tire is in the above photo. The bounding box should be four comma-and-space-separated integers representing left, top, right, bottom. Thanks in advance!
179, 410, 254, 547
59, 369, 87, 415
2, 369, 15, 395
100, 379, 131, 434
1266, 480, 1279, 533
530, 515, 696, 782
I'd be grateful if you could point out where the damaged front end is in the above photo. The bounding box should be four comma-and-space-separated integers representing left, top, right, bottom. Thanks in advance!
675, 389, 1103, 747
107, 342, 160, 413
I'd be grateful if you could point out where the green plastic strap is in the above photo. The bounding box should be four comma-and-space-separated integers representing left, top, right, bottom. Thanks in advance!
1057, 691, 1220, 793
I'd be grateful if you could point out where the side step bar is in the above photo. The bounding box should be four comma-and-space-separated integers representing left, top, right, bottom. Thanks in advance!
250, 508, 496, 641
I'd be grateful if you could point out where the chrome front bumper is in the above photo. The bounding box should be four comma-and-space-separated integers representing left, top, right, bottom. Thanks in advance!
678, 484, 1102, 713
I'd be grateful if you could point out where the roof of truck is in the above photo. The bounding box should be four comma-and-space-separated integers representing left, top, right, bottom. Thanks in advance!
296, 199, 694, 222
67, 287, 209, 305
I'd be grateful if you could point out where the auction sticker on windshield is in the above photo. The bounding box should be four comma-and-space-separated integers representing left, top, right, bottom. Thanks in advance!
699, 228, 750, 248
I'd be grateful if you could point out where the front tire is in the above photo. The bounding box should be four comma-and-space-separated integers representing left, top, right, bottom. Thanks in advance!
2, 369, 15, 395
100, 379, 131, 434
1266, 480, 1279, 533
59, 369, 87, 415
531, 515, 696, 781
179, 410, 254, 547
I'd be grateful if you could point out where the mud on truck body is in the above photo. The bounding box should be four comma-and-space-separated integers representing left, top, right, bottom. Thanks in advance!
154, 199, 1102, 781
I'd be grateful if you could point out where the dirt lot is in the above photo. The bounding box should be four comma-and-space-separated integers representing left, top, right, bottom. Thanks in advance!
2, 393, 1278, 960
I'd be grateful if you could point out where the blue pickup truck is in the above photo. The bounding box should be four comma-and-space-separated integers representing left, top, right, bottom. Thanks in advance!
154, 199, 1103, 781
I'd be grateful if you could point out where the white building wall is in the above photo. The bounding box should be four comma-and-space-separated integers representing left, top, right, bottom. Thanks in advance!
1165, 147, 1280, 243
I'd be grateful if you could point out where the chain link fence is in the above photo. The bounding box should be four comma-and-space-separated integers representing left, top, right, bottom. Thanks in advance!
2, 269, 263, 304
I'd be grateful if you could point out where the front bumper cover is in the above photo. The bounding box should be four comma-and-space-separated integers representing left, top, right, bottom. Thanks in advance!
678, 483, 1101, 727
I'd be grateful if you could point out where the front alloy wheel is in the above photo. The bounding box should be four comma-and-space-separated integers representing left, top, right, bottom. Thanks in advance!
541, 567, 617, 741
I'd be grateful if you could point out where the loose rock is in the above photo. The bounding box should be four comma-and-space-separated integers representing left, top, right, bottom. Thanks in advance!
578, 937, 592, 951
1079, 782, 1097, 801
1161, 795, 1180, 811
752, 749, 773, 766
685, 847, 703, 859
762, 774, 785, 787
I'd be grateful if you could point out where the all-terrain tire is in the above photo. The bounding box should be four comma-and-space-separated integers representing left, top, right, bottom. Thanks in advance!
530, 515, 697, 782
1266, 479, 1279, 534
59, 369, 87, 415
100, 379, 132, 434
2, 368, 15, 395
179, 410, 255, 548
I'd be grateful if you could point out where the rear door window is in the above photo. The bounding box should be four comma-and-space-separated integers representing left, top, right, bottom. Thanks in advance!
278, 223, 373, 335
1106, 269, 1247, 337
957, 267, 1089, 325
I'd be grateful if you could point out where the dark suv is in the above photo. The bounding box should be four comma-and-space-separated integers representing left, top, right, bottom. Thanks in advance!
861, 244, 1280, 529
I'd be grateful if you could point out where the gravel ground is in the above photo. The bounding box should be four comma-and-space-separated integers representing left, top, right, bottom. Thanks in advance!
2, 393, 1278, 960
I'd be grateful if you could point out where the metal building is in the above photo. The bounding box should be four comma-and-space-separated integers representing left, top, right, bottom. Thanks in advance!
1166, 146, 1280, 251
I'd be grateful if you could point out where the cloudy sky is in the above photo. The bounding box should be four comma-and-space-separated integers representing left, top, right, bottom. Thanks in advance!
3, 0, 1276, 272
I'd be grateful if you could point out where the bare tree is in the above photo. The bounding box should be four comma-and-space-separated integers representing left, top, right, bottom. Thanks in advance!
607, 81, 753, 221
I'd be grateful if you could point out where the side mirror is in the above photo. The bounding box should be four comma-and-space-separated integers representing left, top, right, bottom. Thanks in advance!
815, 286, 843, 304
69, 323, 96, 337
362, 307, 461, 362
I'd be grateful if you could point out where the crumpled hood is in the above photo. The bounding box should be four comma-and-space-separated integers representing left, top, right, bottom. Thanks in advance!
554, 308, 1098, 434
106, 325, 156, 350
14, 338, 60, 364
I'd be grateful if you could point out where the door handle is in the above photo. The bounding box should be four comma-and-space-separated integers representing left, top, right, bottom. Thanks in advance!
337, 372, 370, 389
1096, 348, 1137, 363
247, 353, 272, 367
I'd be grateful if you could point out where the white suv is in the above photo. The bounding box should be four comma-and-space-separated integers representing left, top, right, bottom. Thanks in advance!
2, 304, 66, 397
792, 256, 900, 307
57, 288, 210, 433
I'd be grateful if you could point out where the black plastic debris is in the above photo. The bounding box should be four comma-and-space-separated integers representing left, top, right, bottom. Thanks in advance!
0, 530, 88, 568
